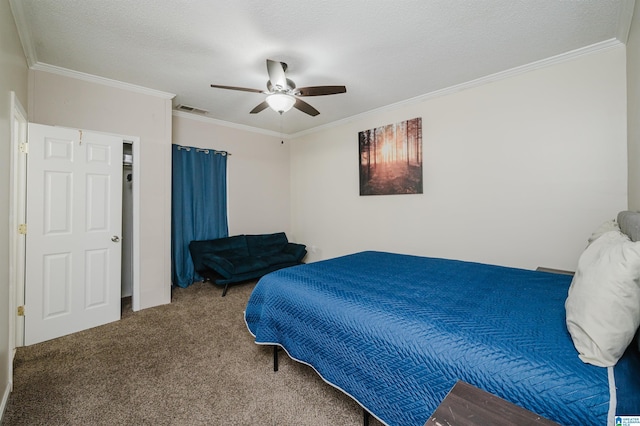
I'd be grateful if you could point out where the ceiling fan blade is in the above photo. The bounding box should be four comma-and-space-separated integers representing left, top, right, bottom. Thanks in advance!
294, 98, 320, 116
266, 59, 288, 91
210, 84, 263, 94
297, 85, 347, 97
249, 101, 269, 114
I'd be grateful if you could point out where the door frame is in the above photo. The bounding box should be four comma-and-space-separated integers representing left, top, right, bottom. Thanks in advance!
10, 123, 142, 348
9, 92, 27, 368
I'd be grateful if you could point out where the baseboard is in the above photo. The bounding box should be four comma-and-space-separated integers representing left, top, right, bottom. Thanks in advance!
0, 380, 11, 423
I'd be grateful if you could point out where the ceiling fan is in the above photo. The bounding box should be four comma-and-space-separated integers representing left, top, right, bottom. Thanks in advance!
210, 59, 346, 116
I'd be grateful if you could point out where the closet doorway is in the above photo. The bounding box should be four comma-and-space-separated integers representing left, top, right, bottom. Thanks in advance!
121, 142, 134, 311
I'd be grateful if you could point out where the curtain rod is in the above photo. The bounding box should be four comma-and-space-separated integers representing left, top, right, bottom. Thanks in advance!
175, 144, 231, 156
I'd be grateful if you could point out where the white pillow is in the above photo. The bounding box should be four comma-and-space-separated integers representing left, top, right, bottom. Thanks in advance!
565, 230, 640, 367
587, 219, 619, 245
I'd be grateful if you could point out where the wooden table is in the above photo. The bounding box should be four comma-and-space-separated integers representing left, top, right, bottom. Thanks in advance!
427, 381, 560, 426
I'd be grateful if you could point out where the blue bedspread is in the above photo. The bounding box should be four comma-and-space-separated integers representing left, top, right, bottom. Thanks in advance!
245, 251, 640, 426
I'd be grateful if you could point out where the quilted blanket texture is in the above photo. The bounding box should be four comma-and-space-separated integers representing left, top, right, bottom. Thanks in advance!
245, 251, 640, 426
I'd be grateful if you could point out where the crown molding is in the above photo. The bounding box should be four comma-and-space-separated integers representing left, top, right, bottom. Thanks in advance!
10, 0, 175, 100
9, 0, 37, 67
172, 110, 285, 138
616, 0, 636, 43
289, 39, 624, 139
30, 62, 175, 100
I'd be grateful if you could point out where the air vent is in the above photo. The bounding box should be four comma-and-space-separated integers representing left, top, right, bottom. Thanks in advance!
175, 104, 209, 115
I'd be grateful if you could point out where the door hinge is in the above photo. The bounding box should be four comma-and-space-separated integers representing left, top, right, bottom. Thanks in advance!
19, 142, 28, 154
17, 306, 24, 316
18, 224, 27, 235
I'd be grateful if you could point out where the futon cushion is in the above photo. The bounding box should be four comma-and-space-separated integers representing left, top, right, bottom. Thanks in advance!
201, 254, 234, 278
258, 253, 299, 266
189, 235, 249, 272
202, 254, 270, 277
206, 235, 249, 256
218, 248, 250, 259
246, 232, 288, 256
282, 243, 307, 262
227, 256, 269, 274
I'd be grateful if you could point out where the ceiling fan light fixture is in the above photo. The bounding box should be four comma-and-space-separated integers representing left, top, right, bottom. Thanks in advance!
211, 59, 345, 117
266, 93, 296, 114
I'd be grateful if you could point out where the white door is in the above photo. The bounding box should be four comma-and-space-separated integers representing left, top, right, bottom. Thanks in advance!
25, 124, 123, 345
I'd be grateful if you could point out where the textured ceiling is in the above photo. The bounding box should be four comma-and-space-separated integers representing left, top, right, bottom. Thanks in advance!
10, 0, 634, 135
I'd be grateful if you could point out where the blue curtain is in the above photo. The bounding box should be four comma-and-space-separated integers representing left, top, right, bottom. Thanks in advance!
171, 145, 228, 288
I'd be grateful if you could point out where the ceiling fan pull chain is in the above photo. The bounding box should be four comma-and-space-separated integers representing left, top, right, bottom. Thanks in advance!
280, 115, 284, 144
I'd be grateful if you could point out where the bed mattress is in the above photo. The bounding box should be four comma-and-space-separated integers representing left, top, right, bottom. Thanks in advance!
245, 251, 640, 426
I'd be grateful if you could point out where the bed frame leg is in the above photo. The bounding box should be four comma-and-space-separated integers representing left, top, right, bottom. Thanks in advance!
363, 409, 369, 426
221, 283, 229, 297
273, 345, 279, 372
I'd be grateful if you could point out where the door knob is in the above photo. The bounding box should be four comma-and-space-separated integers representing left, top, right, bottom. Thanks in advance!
111, 236, 120, 242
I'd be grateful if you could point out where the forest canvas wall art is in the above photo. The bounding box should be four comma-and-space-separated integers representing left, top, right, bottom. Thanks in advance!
359, 117, 423, 196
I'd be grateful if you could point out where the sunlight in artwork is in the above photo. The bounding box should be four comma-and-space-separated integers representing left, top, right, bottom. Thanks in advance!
381, 142, 392, 163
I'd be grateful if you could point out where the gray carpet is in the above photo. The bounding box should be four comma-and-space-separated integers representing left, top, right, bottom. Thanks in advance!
3, 280, 384, 425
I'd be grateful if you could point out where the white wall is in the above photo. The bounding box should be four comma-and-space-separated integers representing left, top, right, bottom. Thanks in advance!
291, 46, 628, 271
0, 0, 28, 417
172, 113, 292, 238
628, 1, 640, 210
28, 69, 172, 310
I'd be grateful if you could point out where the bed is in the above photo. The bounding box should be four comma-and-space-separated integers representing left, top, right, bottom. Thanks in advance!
245, 218, 640, 426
